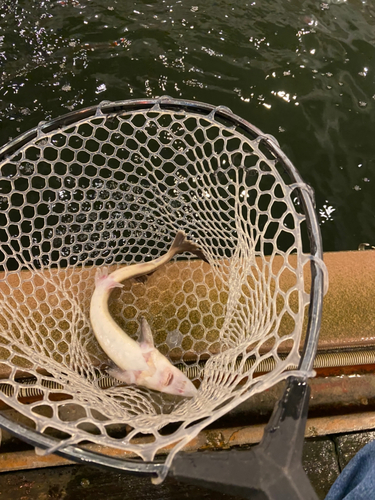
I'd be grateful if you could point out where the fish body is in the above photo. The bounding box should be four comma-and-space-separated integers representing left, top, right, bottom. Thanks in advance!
90, 231, 203, 397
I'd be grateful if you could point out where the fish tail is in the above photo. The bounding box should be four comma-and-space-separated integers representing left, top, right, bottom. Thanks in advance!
170, 230, 208, 262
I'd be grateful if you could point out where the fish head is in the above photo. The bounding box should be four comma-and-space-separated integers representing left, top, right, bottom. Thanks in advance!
161, 364, 197, 398
141, 351, 197, 398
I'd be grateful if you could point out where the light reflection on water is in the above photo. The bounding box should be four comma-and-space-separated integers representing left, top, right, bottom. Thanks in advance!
0, 0, 374, 251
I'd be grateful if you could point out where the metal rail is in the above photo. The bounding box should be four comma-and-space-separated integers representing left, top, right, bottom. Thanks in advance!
1, 347, 374, 400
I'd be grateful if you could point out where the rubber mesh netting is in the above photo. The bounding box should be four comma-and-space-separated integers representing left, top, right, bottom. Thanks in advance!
0, 101, 313, 476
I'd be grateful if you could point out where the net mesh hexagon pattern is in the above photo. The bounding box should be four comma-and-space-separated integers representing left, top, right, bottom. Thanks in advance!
0, 100, 315, 475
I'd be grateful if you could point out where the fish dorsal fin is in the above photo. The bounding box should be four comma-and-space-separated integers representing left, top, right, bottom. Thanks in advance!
138, 317, 155, 353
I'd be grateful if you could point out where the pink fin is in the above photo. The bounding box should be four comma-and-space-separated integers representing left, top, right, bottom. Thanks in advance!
95, 267, 123, 290
108, 367, 137, 385
95, 267, 109, 285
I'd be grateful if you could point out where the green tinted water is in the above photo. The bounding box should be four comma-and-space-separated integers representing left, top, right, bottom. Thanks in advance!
0, 0, 374, 251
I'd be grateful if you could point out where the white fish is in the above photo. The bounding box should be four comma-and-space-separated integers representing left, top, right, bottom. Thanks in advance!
90, 231, 205, 397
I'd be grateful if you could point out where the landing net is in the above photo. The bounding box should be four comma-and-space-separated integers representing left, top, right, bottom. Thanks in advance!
0, 98, 325, 481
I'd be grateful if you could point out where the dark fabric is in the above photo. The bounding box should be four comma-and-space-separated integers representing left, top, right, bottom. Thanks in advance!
325, 439, 375, 500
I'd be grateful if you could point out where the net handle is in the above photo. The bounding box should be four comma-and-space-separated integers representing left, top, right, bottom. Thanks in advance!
170, 376, 319, 500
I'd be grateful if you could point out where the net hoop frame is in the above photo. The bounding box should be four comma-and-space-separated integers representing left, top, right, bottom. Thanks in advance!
0, 97, 324, 477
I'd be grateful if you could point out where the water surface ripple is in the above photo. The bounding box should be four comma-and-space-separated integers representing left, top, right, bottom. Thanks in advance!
0, 0, 374, 251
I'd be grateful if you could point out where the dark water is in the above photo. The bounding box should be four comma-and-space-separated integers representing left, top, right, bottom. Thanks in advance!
0, 0, 374, 252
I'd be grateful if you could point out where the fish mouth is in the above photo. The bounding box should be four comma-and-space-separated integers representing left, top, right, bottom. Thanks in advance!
182, 385, 198, 398
177, 379, 198, 398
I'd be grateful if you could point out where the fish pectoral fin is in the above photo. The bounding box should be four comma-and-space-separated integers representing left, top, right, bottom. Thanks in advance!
138, 317, 155, 352
108, 367, 137, 385
95, 267, 124, 290
95, 267, 109, 285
